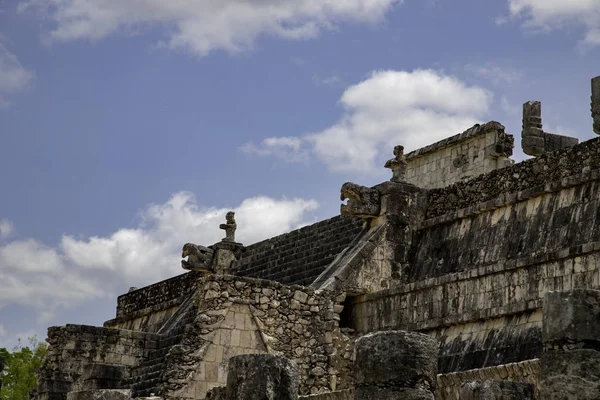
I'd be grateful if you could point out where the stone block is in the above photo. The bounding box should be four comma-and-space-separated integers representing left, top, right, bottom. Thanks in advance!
354, 331, 437, 392
459, 380, 535, 400
592, 76, 600, 134
66, 389, 132, 400
354, 387, 434, 400
226, 354, 298, 400
542, 289, 600, 345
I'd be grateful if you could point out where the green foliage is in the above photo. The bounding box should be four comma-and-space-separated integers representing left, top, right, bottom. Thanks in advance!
0, 336, 47, 400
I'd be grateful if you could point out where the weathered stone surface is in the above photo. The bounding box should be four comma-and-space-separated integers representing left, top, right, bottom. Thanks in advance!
66, 389, 132, 400
212, 241, 244, 275
230, 215, 363, 287
354, 331, 437, 392
226, 354, 299, 400
541, 349, 600, 399
540, 289, 600, 399
592, 76, 600, 134
298, 390, 353, 400
522, 101, 545, 157
206, 386, 227, 399
340, 182, 381, 218
404, 121, 513, 189
542, 289, 600, 345
437, 360, 540, 400
459, 380, 534, 400
354, 387, 434, 400
522, 101, 578, 156
426, 133, 600, 219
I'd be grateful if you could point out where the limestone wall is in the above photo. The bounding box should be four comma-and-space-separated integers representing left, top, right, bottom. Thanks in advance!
405, 121, 513, 189
105, 271, 200, 332
35, 325, 159, 400
164, 275, 350, 399
348, 248, 600, 371
427, 135, 600, 218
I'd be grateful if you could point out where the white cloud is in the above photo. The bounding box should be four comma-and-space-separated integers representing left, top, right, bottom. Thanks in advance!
507, 0, 600, 46
0, 44, 34, 107
0, 192, 318, 321
0, 219, 13, 239
0, 324, 6, 338
19, 0, 402, 56
243, 69, 492, 174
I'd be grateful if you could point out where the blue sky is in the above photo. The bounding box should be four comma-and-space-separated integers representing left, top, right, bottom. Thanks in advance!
0, 0, 599, 348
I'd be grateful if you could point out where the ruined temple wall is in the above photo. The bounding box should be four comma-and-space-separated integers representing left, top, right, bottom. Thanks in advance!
349, 241, 600, 370
35, 325, 159, 400
347, 138, 600, 375
166, 275, 352, 399
404, 122, 513, 189
412, 179, 600, 281
104, 271, 200, 332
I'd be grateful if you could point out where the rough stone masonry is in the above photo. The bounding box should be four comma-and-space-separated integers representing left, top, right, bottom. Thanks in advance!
32, 75, 600, 400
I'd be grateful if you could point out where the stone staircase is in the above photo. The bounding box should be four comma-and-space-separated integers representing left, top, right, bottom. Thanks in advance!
125, 294, 198, 398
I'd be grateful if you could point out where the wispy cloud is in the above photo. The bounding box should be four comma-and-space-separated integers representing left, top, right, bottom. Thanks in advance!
507, 0, 600, 47
312, 74, 341, 87
0, 43, 34, 108
465, 63, 522, 86
0, 219, 14, 239
20, 0, 404, 56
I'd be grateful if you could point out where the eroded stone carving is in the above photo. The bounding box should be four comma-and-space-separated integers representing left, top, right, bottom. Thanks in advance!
220, 211, 237, 242
592, 76, 600, 135
340, 182, 380, 218
181, 243, 214, 272
384, 145, 407, 182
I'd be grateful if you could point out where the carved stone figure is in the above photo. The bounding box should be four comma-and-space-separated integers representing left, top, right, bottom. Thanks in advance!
340, 182, 380, 218
592, 76, 600, 135
384, 145, 407, 182
220, 211, 237, 242
181, 243, 215, 272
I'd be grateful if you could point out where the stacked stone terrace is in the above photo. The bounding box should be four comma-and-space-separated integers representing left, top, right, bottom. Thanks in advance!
34, 75, 600, 400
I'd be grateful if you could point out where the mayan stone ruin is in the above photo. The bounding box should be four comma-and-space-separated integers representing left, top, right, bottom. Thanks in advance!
31, 76, 600, 399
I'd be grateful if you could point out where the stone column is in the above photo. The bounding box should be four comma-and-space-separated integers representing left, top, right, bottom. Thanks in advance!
592, 76, 600, 135
540, 289, 600, 399
226, 354, 299, 400
354, 330, 437, 400
459, 380, 534, 400
522, 101, 545, 156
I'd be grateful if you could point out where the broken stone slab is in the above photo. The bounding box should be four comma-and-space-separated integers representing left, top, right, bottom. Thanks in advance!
354, 330, 437, 400
459, 380, 535, 400
541, 349, 600, 400
226, 354, 299, 400
66, 389, 132, 400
